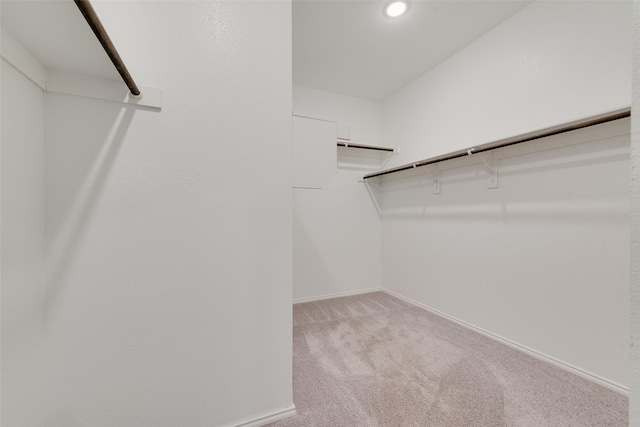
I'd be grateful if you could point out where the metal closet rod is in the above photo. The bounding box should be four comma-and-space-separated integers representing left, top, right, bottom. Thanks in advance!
74, 0, 141, 97
363, 109, 631, 180
337, 141, 395, 152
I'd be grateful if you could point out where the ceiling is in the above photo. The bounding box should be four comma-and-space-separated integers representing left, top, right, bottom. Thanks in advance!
293, 0, 533, 101
1, 0, 121, 81
3, 1, 532, 102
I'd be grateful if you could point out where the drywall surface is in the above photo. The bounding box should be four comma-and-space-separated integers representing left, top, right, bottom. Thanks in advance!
383, 1, 632, 168
43, 2, 292, 426
293, 166, 382, 301
292, 87, 382, 300
294, 85, 382, 147
293, 116, 337, 189
630, 0, 640, 423
380, 119, 630, 389
1, 59, 45, 426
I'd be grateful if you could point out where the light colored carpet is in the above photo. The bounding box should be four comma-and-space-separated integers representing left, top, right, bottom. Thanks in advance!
268, 291, 627, 427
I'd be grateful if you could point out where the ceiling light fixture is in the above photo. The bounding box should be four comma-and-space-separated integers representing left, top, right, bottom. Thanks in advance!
385, 1, 408, 18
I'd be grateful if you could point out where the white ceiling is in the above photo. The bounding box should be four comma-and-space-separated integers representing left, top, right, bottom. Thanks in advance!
1, 0, 121, 81
3, 1, 532, 102
293, 0, 533, 101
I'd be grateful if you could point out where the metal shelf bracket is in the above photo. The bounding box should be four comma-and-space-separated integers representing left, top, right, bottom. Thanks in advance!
477, 152, 498, 189
424, 165, 441, 194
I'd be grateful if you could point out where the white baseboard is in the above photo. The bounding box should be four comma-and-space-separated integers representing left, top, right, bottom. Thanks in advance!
294, 288, 381, 304
229, 405, 296, 427
382, 289, 629, 396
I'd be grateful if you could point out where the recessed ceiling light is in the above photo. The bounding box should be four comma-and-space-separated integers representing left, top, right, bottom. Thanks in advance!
385, 1, 408, 18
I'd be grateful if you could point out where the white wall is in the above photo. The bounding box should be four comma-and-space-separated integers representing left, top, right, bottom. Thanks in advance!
292, 86, 383, 300
379, 1, 631, 390
630, 0, 640, 422
294, 85, 383, 147
0, 58, 45, 426
380, 120, 630, 389
383, 1, 632, 167
42, 2, 293, 426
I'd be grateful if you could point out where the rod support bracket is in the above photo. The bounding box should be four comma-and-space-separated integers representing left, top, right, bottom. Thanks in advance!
424, 165, 440, 194
478, 153, 498, 189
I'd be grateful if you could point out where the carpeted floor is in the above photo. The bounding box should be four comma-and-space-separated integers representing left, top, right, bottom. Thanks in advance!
268, 291, 627, 427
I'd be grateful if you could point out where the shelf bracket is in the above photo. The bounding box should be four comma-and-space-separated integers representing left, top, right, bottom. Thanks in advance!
424, 165, 440, 194
477, 152, 498, 189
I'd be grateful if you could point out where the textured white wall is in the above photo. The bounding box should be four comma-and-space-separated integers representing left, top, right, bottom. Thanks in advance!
381, 121, 630, 389
1, 58, 45, 427
380, 0, 632, 391
294, 85, 383, 147
292, 86, 383, 300
630, 0, 640, 423
43, 2, 292, 426
383, 1, 632, 167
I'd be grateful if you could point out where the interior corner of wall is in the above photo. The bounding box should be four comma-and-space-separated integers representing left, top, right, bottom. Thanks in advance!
1, 28, 47, 91
45, 69, 162, 110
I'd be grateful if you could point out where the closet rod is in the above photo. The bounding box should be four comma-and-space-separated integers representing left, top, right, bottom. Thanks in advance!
337, 141, 395, 152
74, 0, 141, 97
363, 109, 630, 180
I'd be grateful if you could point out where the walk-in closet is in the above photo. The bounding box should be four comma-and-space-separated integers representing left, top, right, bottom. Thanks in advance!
1, 1, 638, 426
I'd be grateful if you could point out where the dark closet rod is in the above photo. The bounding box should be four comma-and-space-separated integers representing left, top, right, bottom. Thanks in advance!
74, 0, 141, 97
363, 109, 630, 180
337, 141, 395, 152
